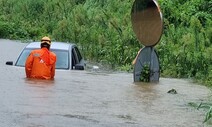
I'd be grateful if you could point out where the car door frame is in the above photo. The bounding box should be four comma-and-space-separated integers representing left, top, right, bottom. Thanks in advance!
70, 45, 84, 70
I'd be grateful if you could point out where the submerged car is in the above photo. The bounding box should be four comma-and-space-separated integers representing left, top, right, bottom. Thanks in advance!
6, 42, 85, 70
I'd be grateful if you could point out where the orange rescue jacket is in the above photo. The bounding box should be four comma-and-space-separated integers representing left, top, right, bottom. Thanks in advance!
25, 47, 57, 79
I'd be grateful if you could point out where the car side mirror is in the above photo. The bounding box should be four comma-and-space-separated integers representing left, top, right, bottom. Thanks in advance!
75, 64, 84, 70
6, 61, 13, 65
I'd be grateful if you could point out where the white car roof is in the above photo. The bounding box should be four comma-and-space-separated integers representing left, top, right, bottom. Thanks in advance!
25, 42, 75, 50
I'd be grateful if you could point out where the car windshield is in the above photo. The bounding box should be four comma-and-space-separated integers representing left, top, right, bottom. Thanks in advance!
15, 48, 69, 69
52, 50, 69, 69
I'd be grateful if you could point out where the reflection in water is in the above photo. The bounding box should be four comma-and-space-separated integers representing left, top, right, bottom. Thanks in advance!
25, 78, 55, 86
0, 39, 211, 127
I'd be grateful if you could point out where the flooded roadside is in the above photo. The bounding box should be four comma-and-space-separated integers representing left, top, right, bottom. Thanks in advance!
0, 39, 211, 127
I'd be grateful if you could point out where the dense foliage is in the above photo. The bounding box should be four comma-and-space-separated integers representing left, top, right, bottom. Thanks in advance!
158, 0, 212, 86
0, 0, 211, 86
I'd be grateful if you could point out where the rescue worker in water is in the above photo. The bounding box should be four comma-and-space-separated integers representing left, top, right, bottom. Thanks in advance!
25, 36, 57, 79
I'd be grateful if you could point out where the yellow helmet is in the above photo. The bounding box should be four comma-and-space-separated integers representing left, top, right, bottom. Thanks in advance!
41, 36, 51, 45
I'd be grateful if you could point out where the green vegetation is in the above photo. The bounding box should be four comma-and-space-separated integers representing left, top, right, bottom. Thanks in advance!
140, 63, 150, 82
0, 0, 211, 86
198, 102, 212, 123
158, 0, 212, 86
189, 102, 212, 124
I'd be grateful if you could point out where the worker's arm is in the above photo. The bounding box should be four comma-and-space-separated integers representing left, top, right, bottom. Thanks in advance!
25, 52, 34, 78
51, 55, 57, 79
51, 62, 56, 79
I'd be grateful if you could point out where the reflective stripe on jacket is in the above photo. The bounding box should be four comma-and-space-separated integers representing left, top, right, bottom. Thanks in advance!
25, 48, 57, 79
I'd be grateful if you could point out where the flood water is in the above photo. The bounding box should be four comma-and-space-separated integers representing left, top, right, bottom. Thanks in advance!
0, 39, 211, 127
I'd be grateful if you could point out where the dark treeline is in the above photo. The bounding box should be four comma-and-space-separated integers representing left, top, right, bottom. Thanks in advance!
0, 0, 211, 86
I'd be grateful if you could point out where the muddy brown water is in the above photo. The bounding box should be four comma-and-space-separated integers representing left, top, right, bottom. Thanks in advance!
0, 39, 211, 127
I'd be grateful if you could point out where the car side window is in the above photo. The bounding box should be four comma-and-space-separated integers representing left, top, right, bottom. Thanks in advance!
72, 47, 83, 69
74, 47, 82, 62
72, 48, 77, 69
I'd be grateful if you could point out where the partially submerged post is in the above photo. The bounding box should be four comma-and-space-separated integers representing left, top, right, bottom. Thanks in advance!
131, 0, 163, 82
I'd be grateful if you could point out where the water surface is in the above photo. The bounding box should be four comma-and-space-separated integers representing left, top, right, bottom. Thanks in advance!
0, 39, 211, 127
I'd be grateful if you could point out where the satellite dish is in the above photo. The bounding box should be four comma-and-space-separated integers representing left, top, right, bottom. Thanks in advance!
131, 0, 163, 46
